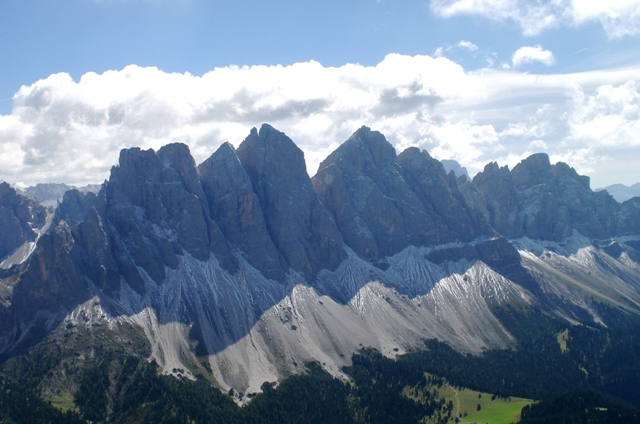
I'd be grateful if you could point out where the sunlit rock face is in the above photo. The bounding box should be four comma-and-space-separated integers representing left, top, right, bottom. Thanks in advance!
0, 124, 639, 395
470, 153, 622, 241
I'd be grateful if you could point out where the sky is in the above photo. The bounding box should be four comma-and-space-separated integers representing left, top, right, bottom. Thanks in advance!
1, 0, 639, 189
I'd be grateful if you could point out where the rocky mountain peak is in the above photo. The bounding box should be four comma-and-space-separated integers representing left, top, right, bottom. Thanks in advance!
106, 144, 236, 285
199, 141, 286, 282
237, 124, 308, 183
349, 126, 397, 168
470, 153, 622, 240
198, 142, 242, 191
313, 128, 495, 262
236, 125, 346, 281
53, 189, 97, 229
397, 147, 494, 242
598, 182, 640, 203
0, 182, 47, 261
511, 153, 552, 188
317, 126, 396, 177
441, 159, 471, 180
156, 143, 206, 200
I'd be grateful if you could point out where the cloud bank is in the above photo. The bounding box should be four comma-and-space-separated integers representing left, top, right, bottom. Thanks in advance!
431, 0, 640, 38
1, 54, 639, 188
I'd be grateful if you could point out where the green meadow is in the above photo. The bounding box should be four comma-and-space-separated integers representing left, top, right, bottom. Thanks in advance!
440, 385, 533, 424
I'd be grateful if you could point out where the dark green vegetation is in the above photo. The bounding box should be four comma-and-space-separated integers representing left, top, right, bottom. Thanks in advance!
68, 353, 451, 423
74, 356, 244, 423
5, 355, 353, 424
0, 375, 84, 424
345, 349, 450, 423
520, 391, 640, 423
1, 304, 640, 423
0, 351, 452, 423
401, 305, 640, 408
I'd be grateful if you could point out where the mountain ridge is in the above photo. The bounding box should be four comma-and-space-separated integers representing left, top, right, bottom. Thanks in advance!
0, 123, 639, 404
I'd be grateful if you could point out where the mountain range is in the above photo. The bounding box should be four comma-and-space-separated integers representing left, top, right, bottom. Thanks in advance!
0, 124, 639, 417
597, 182, 640, 203
19, 183, 102, 208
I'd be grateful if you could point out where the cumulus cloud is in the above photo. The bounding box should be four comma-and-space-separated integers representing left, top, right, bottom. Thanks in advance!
0, 55, 639, 188
565, 81, 640, 148
431, 0, 640, 38
512, 45, 556, 68
457, 40, 479, 51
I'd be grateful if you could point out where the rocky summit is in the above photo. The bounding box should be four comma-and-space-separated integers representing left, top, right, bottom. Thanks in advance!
0, 182, 48, 268
0, 124, 640, 405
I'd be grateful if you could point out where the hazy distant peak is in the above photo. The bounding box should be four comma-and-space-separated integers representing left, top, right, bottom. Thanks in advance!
441, 159, 470, 180
23, 182, 101, 208
597, 182, 640, 203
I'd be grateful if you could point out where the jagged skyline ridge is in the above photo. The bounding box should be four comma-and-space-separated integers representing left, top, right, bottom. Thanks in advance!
1, 123, 640, 394
1, 58, 639, 190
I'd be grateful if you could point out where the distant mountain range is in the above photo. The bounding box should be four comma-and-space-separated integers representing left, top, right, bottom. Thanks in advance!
0, 124, 639, 422
18, 183, 101, 207
440, 159, 470, 180
597, 182, 640, 203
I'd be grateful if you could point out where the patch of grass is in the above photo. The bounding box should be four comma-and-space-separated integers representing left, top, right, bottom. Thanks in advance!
557, 329, 569, 353
194, 355, 218, 385
439, 385, 532, 424
459, 399, 531, 424
48, 392, 77, 413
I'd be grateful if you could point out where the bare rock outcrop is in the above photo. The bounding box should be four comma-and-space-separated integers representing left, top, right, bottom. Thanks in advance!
0, 182, 47, 260
236, 124, 346, 281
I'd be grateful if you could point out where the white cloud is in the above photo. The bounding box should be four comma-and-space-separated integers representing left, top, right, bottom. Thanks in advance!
528, 139, 548, 150
457, 40, 479, 51
573, 0, 640, 38
431, 0, 640, 38
512, 45, 556, 68
565, 81, 640, 148
0, 55, 639, 188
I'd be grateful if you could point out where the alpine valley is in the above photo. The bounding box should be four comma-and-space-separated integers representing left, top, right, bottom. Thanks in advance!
1, 124, 640, 423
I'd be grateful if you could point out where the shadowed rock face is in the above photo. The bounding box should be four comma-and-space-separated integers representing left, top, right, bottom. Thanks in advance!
199, 142, 287, 282
106, 143, 237, 289
236, 124, 346, 281
312, 127, 494, 261
0, 128, 352, 358
471, 153, 623, 241
397, 147, 494, 243
618, 198, 640, 236
0, 182, 47, 260
313, 127, 431, 260
54, 189, 97, 229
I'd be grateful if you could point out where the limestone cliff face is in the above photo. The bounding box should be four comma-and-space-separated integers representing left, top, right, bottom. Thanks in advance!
313, 127, 435, 260
397, 147, 493, 243
470, 153, 625, 241
105, 143, 238, 290
312, 127, 495, 260
617, 198, 640, 236
236, 124, 346, 281
0, 182, 47, 260
199, 142, 286, 282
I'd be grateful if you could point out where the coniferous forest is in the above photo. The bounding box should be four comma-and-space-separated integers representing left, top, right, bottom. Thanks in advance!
1, 305, 640, 423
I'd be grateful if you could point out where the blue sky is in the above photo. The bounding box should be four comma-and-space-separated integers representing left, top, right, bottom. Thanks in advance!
1, 0, 639, 188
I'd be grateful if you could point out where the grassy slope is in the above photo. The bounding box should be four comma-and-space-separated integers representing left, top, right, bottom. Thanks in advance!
440, 386, 532, 424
